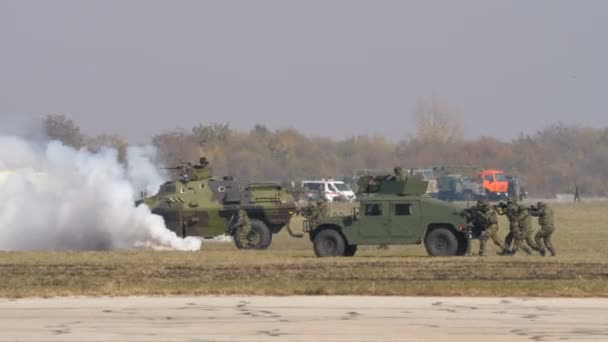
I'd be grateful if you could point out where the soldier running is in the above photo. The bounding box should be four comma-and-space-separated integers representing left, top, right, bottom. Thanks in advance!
530, 201, 556, 256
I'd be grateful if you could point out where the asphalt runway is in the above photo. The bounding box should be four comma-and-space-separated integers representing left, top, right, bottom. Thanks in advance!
1, 296, 607, 342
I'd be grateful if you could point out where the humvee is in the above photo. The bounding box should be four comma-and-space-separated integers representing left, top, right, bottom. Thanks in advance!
141, 160, 298, 249
305, 174, 470, 257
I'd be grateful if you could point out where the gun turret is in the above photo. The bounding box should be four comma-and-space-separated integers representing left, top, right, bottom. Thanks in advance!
162, 159, 213, 182
357, 174, 429, 196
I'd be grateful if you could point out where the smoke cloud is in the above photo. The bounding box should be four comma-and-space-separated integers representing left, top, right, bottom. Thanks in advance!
0, 135, 201, 251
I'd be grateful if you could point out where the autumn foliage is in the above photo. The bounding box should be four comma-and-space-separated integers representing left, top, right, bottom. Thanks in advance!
42, 114, 607, 197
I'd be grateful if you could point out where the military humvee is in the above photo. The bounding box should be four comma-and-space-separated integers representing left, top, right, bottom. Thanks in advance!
305, 174, 469, 257
141, 160, 298, 249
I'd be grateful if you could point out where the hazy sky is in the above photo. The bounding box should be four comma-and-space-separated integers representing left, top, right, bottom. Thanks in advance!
1, 0, 607, 143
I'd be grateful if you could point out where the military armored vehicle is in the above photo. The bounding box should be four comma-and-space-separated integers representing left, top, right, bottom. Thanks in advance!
304, 173, 470, 257
436, 174, 486, 201
140, 159, 298, 250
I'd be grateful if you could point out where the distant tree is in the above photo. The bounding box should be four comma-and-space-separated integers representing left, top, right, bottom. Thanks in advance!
152, 129, 202, 166
43, 114, 85, 148
192, 123, 231, 146
411, 96, 464, 144
87, 133, 129, 163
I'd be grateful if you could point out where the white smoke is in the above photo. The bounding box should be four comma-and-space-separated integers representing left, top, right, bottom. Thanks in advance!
0, 136, 201, 251
126, 145, 166, 198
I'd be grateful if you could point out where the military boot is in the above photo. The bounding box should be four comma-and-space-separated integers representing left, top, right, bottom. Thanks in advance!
538, 248, 546, 257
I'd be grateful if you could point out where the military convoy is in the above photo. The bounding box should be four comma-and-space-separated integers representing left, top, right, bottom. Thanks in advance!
140, 159, 299, 250
304, 173, 471, 257
139, 159, 520, 256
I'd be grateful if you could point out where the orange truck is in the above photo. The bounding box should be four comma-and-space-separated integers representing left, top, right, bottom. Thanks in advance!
478, 169, 509, 200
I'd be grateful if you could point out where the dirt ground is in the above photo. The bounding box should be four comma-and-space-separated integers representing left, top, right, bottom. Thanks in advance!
0, 202, 606, 297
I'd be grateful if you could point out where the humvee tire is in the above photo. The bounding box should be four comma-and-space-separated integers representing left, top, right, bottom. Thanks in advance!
235, 219, 272, 250
344, 244, 358, 257
424, 228, 459, 256
313, 229, 346, 257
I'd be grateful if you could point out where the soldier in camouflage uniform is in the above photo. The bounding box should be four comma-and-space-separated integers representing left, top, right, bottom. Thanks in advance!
303, 200, 329, 229
478, 202, 504, 256
496, 199, 531, 255
394, 167, 405, 181
232, 209, 252, 247
530, 201, 556, 256
516, 204, 541, 254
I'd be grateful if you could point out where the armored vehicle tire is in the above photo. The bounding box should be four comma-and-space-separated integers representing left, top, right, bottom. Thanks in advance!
344, 244, 358, 257
234, 219, 272, 250
424, 228, 459, 256
313, 229, 346, 257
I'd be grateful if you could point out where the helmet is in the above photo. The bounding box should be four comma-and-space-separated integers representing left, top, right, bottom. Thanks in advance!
537, 201, 546, 208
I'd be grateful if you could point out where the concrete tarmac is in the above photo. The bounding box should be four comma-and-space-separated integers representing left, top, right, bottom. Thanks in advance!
1, 296, 607, 342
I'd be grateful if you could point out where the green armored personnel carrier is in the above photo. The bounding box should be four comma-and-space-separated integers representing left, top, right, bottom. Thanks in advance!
140, 159, 298, 250
305, 173, 470, 257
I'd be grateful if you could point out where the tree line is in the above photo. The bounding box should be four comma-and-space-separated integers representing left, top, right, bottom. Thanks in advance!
41, 100, 607, 197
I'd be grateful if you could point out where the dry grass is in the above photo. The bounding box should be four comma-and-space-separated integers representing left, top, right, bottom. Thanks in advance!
1, 202, 607, 297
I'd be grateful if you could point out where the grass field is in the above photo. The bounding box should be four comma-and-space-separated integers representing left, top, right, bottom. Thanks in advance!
0, 202, 607, 298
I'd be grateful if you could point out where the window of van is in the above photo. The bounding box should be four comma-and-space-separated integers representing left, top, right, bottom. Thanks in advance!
304, 183, 322, 190
334, 183, 350, 191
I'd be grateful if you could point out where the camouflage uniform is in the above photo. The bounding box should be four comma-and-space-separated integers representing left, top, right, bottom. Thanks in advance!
497, 200, 532, 255
394, 167, 405, 181
516, 205, 541, 254
530, 202, 556, 256
478, 203, 503, 256
304, 201, 329, 229
232, 209, 251, 247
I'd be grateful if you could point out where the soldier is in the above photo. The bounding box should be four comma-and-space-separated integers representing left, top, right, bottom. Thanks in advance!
193, 156, 213, 179
530, 201, 556, 256
496, 199, 531, 255
303, 200, 328, 229
394, 167, 405, 181
231, 209, 251, 248
317, 200, 329, 218
460, 200, 485, 256
516, 204, 541, 254
478, 201, 504, 256
574, 184, 581, 203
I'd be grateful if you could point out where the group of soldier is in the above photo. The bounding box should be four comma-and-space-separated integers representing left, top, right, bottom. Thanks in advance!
465, 199, 556, 257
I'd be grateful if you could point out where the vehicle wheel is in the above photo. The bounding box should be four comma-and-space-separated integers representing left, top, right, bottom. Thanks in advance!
235, 219, 272, 250
313, 229, 346, 257
344, 244, 358, 257
455, 235, 469, 256
424, 228, 459, 256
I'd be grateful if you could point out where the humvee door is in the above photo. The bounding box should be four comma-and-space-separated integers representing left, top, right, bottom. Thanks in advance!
357, 201, 389, 240
388, 201, 422, 242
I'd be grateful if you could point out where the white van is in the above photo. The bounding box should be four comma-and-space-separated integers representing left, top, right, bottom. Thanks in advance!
301, 180, 356, 202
